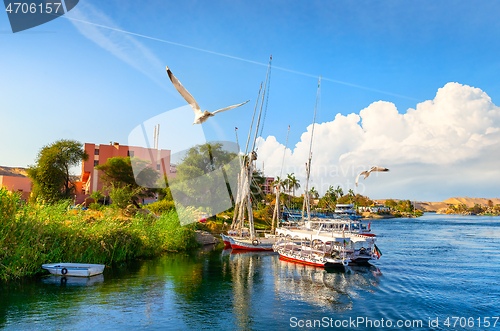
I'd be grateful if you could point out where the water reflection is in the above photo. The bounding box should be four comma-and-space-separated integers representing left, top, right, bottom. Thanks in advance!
222, 249, 383, 316
273, 255, 382, 311
41, 274, 104, 286
1, 215, 500, 330
224, 250, 276, 330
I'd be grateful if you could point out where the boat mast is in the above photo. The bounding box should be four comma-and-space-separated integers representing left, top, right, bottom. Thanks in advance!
232, 84, 262, 232
232, 56, 272, 240
272, 125, 290, 233
301, 76, 321, 223
248, 55, 272, 241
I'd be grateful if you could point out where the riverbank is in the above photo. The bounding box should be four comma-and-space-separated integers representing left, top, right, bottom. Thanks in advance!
361, 213, 395, 219
360, 211, 422, 219
0, 189, 198, 281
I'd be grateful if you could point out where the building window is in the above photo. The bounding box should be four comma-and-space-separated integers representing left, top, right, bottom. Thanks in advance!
157, 164, 161, 170
94, 160, 99, 166
95, 149, 99, 155
127, 150, 134, 157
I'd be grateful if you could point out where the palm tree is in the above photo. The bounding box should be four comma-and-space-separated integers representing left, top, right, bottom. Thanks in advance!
309, 187, 319, 199
334, 186, 344, 200
325, 185, 337, 211
289, 175, 300, 198
272, 176, 285, 192
348, 188, 355, 205
307, 187, 319, 211
287, 173, 300, 209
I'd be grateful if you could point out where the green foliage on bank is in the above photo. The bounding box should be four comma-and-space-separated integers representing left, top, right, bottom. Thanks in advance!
27, 139, 88, 203
146, 199, 176, 215
0, 188, 198, 281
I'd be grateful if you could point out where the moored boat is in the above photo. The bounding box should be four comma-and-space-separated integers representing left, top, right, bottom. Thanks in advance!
42, 263, 105, 277
273, 238, 350, 269
230, 237, 275, 251
221, 228, 251, 248
276, 217, 378, 264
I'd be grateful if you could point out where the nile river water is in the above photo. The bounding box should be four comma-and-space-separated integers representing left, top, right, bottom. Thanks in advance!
1, 214, 500, 330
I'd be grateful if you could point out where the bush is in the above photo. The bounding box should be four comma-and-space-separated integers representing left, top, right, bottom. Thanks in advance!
0, 188, 20, 222
89, 202, 102, 211
146, 199, 176, 215
109, 184, 140, 210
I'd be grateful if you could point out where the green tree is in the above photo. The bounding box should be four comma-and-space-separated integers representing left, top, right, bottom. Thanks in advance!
27, 139, 88, 203
88, 189, 105, 210
156, 174, 173, 201
251, 169, 266, 199
172, 142, 238, 214
319, 185, 337, 211
334, 186, 344, 200
385, 199, 398, 208
90, 189, 104, 203
108, 183, 142, 213
96, 156, 159, 207
469, 204, 484, 215
285, 173, 300, 209
309, 187, 319, 199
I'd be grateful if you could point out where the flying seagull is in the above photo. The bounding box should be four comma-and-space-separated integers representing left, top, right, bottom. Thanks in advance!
166, 66, 250, 125
355, 166, 390, 187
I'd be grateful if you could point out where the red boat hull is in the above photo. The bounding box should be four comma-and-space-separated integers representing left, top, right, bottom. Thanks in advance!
278, 254, 326, 267
230, 244, 273, 251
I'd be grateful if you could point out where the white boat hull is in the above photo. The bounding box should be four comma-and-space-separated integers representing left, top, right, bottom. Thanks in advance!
231, 237, 275, 251
273, 241, 350, 268
42, 263, 105, 277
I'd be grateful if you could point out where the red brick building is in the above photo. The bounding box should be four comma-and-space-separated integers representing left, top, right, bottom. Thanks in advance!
81, 142, 176, 196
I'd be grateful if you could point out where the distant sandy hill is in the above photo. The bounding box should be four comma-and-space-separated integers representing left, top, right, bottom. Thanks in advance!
0, 166, 28, 177
442, 197, 500, 208
376, 197, 500, 212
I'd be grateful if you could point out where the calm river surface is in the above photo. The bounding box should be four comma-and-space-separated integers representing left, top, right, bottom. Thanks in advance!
1, 214, 500, 330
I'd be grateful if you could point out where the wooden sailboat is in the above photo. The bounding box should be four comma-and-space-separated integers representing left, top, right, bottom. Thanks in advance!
229, 56, 276, 251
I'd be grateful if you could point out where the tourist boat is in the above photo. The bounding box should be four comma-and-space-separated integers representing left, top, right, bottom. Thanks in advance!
272, 77, 380, 266
272, 77, 352, 268
334, 204, 357, 216
42, 263, 105, 277
276, 217, 378, 264
273, 237, 350, 268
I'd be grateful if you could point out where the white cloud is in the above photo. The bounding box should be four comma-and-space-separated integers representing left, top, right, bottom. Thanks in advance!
255, 83, 500, 200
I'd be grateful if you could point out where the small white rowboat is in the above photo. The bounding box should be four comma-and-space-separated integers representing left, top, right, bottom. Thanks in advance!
42, 263, 105, 277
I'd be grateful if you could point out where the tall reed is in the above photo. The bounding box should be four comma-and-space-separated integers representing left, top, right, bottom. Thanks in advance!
0, 188, 198, 281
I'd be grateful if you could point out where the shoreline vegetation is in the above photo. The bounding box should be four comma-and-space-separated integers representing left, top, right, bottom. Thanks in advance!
436, 203, 500, 216
0, 188, 198, 281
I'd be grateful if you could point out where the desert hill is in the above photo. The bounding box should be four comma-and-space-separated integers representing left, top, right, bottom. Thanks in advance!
0, 166, 28, 177
375, 197, 500, 212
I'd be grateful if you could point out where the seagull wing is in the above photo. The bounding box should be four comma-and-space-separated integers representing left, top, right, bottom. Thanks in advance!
212, 100, 250, 115
356, 171, 369, 187
370, 166, 390, 172
166, 66, 202, 116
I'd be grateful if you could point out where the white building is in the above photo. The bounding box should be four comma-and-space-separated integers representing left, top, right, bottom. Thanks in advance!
358, 206, 391, 213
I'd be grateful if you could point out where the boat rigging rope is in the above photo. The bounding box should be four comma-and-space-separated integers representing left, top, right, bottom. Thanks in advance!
258, 57, 272, 140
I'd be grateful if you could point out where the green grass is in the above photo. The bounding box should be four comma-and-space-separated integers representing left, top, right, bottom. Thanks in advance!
0, 188, 198, 281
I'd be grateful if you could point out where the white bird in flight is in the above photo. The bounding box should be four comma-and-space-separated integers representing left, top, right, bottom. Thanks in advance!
355, 166, 390, 187
166, 66, 250, 125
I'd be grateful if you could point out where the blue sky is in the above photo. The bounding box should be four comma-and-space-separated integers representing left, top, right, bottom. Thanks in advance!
1, 0, 500, 201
